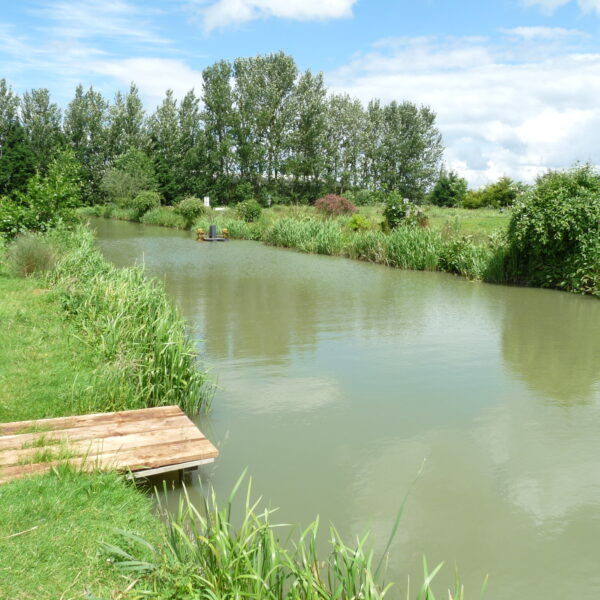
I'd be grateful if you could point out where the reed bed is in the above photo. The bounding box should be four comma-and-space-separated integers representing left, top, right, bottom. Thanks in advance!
107, 476, 469, 600
46, 227, 211, 414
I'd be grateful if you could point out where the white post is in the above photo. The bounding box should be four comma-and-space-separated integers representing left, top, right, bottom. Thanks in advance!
204, 196, 210, 208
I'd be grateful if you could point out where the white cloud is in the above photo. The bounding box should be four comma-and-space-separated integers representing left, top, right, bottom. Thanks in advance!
190, 0, 356, 33
327, 36, 600, 186
88, 58, 204, 106
502, 25, 588, 39
34, 0, 169, 44
523, 0, 600, 14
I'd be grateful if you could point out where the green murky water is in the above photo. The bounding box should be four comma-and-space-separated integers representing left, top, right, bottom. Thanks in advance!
93, 217, 600, 599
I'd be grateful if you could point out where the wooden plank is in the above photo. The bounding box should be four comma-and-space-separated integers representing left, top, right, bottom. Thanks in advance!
0, 405, 183, 436
0, 425, 206, 467
0, 405, 219, 485
0, 438, 219, 484
0, 413, 192, 451
131, 458, 215, 479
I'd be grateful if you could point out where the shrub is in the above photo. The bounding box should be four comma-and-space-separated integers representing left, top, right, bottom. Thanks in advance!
347, 214, 371, 232
175, 197, 207, 228
345, 189, 384, 206
383, 193, 427, 229
127, 191, 161, 220
140, 207, 187, 229
236, 199, 262, 223
429, 169, 468, 207
315, 194, 356, 216
7, 233, 56, 277
506, 164, 600, 295
463, 177, 522, 209
100, 148, 158, 205
0, 149, 82, 240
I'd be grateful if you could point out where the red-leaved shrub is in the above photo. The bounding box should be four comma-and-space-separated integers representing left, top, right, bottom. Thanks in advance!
315, 194, 357, 216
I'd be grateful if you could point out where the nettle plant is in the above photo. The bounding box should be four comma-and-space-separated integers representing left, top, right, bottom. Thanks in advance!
383, 193, 428, 229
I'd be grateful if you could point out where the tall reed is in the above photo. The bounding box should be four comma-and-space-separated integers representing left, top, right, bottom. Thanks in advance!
46, 227, 211, 414
106, 476, 468, 600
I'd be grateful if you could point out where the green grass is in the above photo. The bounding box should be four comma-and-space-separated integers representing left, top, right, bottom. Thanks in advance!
0, 276, 102, 422
0, 468, 159, 600
107, 477, 466, 600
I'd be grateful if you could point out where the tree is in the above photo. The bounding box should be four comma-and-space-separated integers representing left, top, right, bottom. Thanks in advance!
288, 70, 328, 201
148, 90, 181, 203
0, 148, 81, 238
377, 101, 443, 202
0, 122, 36, 196
108, 83, 147, 157
64, 85, 110, 203
202, 60, 236, 202
232, 52, 297, 196
21, 88, 63, 173
325, 94, 365, 193
429, 168, 468, 207
101, 147, 158, 204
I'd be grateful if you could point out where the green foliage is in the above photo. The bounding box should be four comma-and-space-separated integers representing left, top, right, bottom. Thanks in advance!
108, 477, 453, 600
347, 213, 371, 232
0, 148, 82, 239
141, 206, 187, 229
47, 227, 212, 413
506, 165, 600, 294
236, 198, 262, 222
0, 122, 37, 196
464, 177, 521, 209
126, 190, 161, 220
345, 188, 384, 206
429, 169, 468, 207
101, 147, 158, 204
6, 233, 56, 276
174, 197, 207, 228
383, 193, 427, 229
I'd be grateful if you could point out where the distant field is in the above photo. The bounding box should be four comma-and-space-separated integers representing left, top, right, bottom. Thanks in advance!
263, 204, 511, 237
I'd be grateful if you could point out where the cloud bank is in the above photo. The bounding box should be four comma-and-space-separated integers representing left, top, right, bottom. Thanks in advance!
328, 33, 600, 185
190, 0, 357, 32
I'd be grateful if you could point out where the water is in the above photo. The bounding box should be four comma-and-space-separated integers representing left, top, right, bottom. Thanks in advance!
92, 218, 600, 599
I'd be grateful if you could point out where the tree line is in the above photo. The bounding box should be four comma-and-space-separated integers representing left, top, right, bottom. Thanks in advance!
0, 52, 444, 206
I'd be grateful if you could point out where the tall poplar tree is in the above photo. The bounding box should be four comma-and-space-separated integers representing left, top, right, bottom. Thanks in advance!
21, 88, 63, 173
108, 83, 147, 158
64, 85, 110, 203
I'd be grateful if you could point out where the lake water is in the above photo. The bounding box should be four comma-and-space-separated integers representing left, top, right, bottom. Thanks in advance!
92, 217, 600, 599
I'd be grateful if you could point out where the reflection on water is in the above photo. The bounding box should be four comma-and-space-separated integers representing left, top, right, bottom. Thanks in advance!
92, 218, 600, 600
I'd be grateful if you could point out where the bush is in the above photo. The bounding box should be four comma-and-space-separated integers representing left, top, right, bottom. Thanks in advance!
126, 191, 161, 220
383, 193, 427, 229
345, 189, 384, 206
506, 164, 600, 294
236, 199, 262, 223
429, 169, 468, 207
347, 214, 371, 232
175, 197, 207, 228
0, 149, 82, 240
315, 194, 356, 216
101, 148, 158, 205
464, 177, 522, 209
7, 233, 56, 277
140, 207, 187, 229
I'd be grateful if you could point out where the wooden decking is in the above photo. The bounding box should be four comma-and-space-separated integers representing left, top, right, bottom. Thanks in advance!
0, 406, 218, 485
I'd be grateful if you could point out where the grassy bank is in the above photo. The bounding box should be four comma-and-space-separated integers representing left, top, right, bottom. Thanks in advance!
0, 227, 211, 598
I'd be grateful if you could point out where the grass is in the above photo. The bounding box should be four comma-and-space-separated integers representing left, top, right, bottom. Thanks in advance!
0, 276, 102, 422
0, 226, 212, 598
106, 477, 467, 600
47, 226, 212, 414
0, 467, 159, 600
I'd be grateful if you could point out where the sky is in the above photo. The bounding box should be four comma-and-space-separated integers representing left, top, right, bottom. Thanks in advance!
2, 0, 600, 186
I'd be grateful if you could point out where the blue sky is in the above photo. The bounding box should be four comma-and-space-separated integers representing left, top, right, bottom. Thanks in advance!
2, 0, 600, 184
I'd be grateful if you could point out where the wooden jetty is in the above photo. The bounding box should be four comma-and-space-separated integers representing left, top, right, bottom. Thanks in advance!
0, 406, 218, 485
